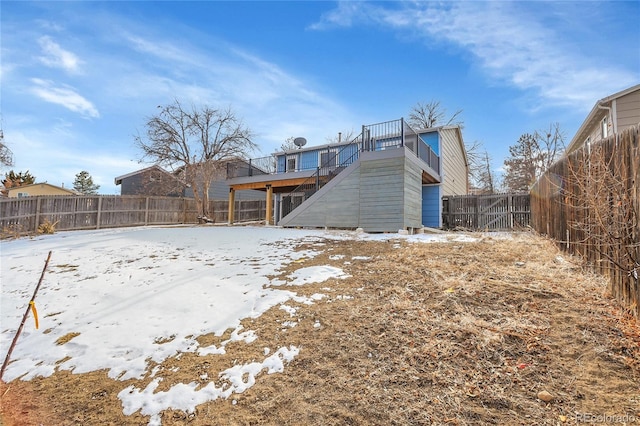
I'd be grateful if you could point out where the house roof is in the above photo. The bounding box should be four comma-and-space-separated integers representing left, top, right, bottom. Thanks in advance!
566, 83, 640, 154
274, 125, 463, 156
7, 182, 80, 195
274, 139, 359, 156
414, 125, 469, 169
114, 165, 184, 185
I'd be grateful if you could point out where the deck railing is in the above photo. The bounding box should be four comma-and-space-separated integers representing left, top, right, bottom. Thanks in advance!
226, 156, 277, 179
280, 133, 363, 218
362, 119, 440, 174
228, 119, 440, 180
279, 118, 442, 219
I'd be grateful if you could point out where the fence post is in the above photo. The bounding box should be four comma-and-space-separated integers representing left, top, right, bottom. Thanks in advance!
35, 197, 42, 233
144, 197, 150, 225
508, 195, 513, 228
96, 196, 103, 229
228, 189, 235, 225
73, 197, 79, 229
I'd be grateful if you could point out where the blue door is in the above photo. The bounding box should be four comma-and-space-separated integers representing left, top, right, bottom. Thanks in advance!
422, 185, 442, 228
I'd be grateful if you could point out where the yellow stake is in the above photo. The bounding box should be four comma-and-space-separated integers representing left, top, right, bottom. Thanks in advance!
29, 301, 39, 329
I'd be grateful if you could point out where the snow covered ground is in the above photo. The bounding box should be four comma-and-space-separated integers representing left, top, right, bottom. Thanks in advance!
0, 225, 479, 425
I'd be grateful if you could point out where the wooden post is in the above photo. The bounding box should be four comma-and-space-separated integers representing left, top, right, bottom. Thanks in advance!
228, 188, 235, 225
144, 197, 150, 226
1, 251, 52, 381
96, 196, 103, 229
266, 185, 273, 225
35, 197, 42, 233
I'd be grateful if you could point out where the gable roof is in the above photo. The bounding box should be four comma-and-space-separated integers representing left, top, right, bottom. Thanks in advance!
114, 165, 185, 186
415, 125, 469, 168
566, 83, 640, 154
7, 182, 80, 195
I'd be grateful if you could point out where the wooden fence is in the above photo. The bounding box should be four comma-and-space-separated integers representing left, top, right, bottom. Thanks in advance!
442, 193, 531, 230
0, 195, 266, 235
530, 124, 639, 317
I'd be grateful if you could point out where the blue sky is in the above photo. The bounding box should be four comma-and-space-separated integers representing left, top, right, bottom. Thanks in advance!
2, 1, 639, 194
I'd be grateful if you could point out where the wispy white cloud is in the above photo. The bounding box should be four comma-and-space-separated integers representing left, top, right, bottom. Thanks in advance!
307, 2, 363, 30
37, 36, 82, 74
110, 29, 353, 152
310, 1, 638, 111
30, 78, 99, 118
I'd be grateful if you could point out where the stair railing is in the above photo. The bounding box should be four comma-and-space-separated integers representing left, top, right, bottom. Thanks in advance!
280, 132, 363, 218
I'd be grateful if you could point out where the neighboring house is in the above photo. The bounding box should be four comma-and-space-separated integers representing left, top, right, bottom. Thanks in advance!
115, 165, 187, 197
115, 163, 265, 201
566, 83, 640, 155
7, 183, 80, 198
226, 118, 468, 232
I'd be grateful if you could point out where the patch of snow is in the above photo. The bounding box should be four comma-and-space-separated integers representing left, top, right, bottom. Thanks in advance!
279, 304, 298, 317
1, 225, 497, 424
286, 265, 350, 286
351, 256, 371, 261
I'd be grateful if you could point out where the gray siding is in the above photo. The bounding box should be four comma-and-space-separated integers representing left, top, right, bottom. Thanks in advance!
208, 181, 265, 201
440, 128, 468, 195
280, 149, 425, 232
616, 90, 640, 130
120, 171, 185, 197
278, 161, 361, 228
403, 155, 424, 229
359, 155, 405, 232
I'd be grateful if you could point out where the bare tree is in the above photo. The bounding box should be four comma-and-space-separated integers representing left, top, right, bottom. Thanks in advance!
280, 137, 298, 152
0, 130, 13, 168
325, 129, 356, 144
135, 100, 255, 220
135, 167, 187, 197
503, 123, 565, 192
408, 100, 463, 129
472, 150, 498, 194
536, 122, 566, 170
465, 140, 485, 190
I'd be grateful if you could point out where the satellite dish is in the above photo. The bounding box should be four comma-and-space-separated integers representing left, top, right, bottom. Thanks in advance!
293, 137, 307, 148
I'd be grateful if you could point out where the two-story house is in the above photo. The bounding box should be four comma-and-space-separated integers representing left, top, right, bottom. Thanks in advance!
226, 118, 468, 232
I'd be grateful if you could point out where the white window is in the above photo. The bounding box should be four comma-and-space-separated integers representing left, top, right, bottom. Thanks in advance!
584, 136, 592, 154
17, 192, 29, 198
601, 117, 609, 138
286, 155, 297, 172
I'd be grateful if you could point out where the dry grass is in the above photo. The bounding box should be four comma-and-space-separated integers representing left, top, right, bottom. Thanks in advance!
37, 219, 60, 235
55, 332, 81, 346
1, 232, 638, 425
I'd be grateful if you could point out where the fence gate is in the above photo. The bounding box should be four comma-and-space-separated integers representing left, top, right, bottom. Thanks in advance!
442, 194, 530, 230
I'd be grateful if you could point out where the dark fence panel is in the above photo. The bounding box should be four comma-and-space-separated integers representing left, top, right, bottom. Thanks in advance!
0, 195, 267, 236
530, 124, 639, 317
442, 193, 530, 230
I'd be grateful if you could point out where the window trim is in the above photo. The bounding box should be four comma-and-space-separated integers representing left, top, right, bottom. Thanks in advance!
601, 116, 609, 139
286, 155, 298, 172
318, 148, 339, 169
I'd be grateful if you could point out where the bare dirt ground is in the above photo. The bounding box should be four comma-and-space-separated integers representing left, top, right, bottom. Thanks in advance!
1, 231, 638, 425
